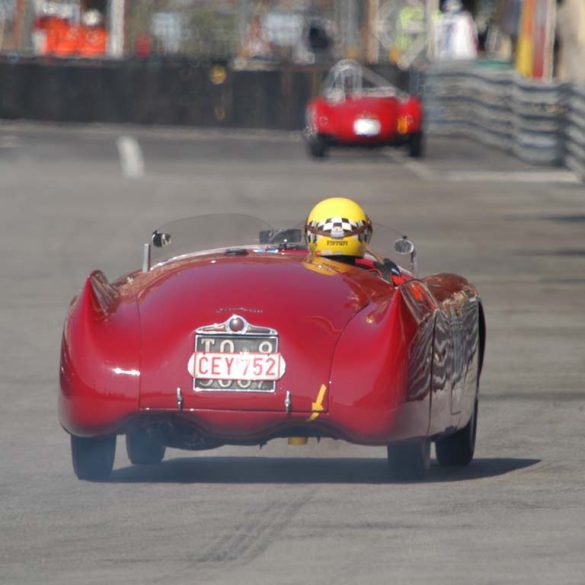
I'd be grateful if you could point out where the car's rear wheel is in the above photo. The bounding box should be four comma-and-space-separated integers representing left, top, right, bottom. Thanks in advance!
71, 434, 116, 481
435, 398, 478, 466
408, 131, 424, 158
126, 428, 166, 465
387, 438, 430, 481
307, 135, 328, 159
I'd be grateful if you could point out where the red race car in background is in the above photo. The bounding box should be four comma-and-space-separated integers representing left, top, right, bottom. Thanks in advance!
304, 60, 424, 159
59, 214, 484, 482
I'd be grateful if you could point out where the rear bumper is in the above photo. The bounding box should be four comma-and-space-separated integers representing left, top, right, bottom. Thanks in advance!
305, 129, 416, 148
60, 394, 430, 447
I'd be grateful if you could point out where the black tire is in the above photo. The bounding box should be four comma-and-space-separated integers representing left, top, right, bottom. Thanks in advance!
435, 398, 478, 466
387, 438, 430, 481
307, 135, 328, 159
408, 131, 424, 159
126, 428, 166, 465
71, 435, 116, 481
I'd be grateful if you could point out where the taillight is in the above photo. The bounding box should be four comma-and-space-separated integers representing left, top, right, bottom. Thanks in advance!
397, 115, 414, 134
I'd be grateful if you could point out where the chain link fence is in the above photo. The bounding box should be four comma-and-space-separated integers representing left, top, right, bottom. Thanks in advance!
125, 0, 350, 64
126, 1, 239, 61
0, 0, 439, 65
0, 0, 18, 52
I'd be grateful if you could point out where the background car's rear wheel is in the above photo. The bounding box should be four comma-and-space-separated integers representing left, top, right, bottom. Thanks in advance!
307, 135, 328, 159
435, 398, 478, 466
408, 131, 424, 158
387, 438, 430, 481
126, 429, 166, 465
71, 435, 116, 481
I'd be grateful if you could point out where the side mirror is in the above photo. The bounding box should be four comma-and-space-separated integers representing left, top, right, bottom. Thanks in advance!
393, 237, 415, 255
152, 231, 172, 248
393, 237, 418, 277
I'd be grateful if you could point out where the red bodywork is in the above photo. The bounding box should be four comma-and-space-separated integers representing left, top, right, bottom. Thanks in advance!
306, 93, 423, 146
60, 251, 484, 450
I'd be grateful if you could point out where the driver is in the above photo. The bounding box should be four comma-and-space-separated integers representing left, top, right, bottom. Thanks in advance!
305, 197, 404, 283
305, 197, 372, 265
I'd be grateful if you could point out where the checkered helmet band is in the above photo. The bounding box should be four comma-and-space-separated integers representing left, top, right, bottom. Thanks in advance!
305, 216, 372, 244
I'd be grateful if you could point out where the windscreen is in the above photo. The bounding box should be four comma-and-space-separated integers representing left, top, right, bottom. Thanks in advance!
148, 215, 414, 274
148, 214, 304, 268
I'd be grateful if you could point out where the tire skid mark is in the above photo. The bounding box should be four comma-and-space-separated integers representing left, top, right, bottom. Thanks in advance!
193, 489, 311, 567
150, 490, 312, 585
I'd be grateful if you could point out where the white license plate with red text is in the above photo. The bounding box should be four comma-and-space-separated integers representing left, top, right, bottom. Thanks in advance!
194, 352, 286, 381
190, 334, 286, 392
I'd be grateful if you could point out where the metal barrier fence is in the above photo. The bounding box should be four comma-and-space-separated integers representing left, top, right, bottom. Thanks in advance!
565, 84, 585, 181
423, 63, 585, 181
0, 56, 408, 130
0, 57, 317, 130
423, 63, 566, 166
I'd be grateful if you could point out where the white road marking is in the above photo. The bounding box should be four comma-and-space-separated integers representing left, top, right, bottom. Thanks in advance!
383, 151, 438, 180
444, 170, 581, 184
0, 135, 19, 148
116, 136, 144, 178
403, 159, 438, 181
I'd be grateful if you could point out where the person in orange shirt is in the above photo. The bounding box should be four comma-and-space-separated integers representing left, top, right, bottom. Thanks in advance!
78, 10, 108, 57
44, 17, 74, 56
54, 22, 82, 57
79, 26, 108, 57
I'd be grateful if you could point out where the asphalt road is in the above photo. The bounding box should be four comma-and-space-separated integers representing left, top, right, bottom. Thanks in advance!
1, 122, 584, 585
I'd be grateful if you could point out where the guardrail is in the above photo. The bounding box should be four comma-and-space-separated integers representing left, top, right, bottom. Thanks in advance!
423, 63, 585, 181
423, 63, 567, 166
565, 84, 585, 181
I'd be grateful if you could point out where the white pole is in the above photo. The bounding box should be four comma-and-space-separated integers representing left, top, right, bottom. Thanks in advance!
426, 0, 439, 61
544, 0, 557, 81
367, 0, 380, 63
108, 0, 125, 58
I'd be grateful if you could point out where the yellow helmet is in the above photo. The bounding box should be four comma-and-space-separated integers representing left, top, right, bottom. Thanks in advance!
305, 197, 372, 258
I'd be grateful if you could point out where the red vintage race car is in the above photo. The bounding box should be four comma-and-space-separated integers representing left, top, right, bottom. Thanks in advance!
59, 214, 484, 481
304, 60, 424, 159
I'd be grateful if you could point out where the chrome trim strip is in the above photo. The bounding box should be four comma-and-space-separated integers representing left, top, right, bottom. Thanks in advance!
195, 314, 277, 336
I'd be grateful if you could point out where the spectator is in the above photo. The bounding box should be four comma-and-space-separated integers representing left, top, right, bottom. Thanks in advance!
435, 0, 478, 60
556, 0, 585, 84
78, 10, 108, 57
135, 32, 152, 58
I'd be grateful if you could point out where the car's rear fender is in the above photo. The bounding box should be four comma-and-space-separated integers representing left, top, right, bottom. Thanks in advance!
424, 273, 483, 435
306, 98, 335, 135
59, 271, 140, 436
327, 284, 434, 443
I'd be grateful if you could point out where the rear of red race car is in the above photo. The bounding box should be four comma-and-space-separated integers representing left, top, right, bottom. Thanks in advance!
60, 252, 482, 482
303, 59, 424, 159
305, 94, 424, 159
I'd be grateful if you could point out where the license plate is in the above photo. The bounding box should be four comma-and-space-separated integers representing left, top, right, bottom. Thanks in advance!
354, 118, 381, 136
192, 334, 285, 391
194, 352, 286, 380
